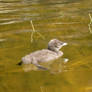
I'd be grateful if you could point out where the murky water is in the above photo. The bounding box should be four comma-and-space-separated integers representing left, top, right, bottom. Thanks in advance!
0, 0, 92, 92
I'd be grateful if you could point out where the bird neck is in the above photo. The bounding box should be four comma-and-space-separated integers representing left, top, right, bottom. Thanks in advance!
48, 47, 59, 53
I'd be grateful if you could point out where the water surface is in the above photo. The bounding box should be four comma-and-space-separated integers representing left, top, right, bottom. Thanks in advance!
0, 0, 92, 92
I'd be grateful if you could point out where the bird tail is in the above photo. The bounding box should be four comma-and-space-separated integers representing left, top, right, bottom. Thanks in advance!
17, 61, 23, 65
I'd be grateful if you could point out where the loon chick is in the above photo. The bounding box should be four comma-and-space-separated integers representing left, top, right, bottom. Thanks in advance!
18, 39, 68, 70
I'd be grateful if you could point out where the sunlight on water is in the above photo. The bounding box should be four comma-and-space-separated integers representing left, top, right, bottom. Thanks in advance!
0, 0, 92, 92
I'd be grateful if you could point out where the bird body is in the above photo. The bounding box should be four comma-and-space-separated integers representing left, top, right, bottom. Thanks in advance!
22, 49, 63, 64
18, 39, 68, 70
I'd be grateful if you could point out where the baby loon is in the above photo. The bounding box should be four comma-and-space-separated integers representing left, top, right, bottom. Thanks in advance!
18, 39, 68, 70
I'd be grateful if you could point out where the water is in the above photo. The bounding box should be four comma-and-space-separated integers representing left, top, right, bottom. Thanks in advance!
0, 0, 92, 92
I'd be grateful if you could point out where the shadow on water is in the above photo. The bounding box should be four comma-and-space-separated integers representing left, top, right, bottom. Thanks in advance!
0, 0, 92, 92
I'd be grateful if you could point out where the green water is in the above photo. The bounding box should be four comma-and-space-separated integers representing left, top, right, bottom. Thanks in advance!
0, 0, 92, 92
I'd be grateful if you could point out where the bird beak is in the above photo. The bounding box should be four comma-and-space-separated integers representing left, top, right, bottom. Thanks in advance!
62, 42, 68, 46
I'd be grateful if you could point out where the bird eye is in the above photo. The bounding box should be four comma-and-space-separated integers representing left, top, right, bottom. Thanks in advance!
60, 42, 63, 45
